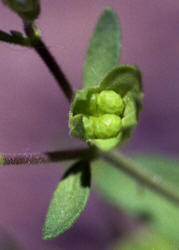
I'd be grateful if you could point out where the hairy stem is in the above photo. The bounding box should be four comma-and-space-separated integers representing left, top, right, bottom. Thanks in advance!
102, 151, 179, 207
1, 147, 96, 166
24, 23, 74, 102
1, 145, 179, 207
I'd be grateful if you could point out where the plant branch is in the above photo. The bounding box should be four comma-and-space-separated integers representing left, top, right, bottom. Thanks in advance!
0, 30, 31, 46
102, 151, 179, 207
23, 23, 74, 102
1, 144, 179, 207
0, 147, 96, 167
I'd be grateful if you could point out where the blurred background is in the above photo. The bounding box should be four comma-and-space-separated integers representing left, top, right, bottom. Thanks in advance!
0, 0, 178, 249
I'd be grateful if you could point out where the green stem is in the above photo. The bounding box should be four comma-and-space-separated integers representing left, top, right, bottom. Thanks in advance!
0, 147, 96, 166
23, 22, 74, 102
1, 145, 179, 207
102, 151, 179, 207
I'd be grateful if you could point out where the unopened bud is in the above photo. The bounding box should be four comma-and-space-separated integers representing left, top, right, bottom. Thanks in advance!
97, 90, 124, 115
2, 0, 40, 21
83, 114, 122, 139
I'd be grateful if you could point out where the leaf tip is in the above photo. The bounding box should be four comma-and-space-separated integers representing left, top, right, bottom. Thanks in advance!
42, 226, 60, 241
103, 6, 115, 13
42, 232, 49, 241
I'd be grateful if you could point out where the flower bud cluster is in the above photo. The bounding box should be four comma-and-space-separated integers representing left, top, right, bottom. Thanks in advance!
83, 90, 124, 139
69, 66, 142, 151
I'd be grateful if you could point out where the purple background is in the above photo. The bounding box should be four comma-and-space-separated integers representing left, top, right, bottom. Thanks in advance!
0, 0, 178, 249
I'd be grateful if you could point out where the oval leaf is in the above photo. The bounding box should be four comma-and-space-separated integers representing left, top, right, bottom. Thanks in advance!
43, 160, 91, 240
93, 155, 179, 243
83, 8, 121, 88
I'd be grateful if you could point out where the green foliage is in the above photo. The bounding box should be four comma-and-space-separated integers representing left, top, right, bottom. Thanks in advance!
1, 2, 178, 246
42, 160, 91, 240
93, 155, 179, 243
112, 230, 177, 250
2, 0, 40, 21
83, 8, 121, 89
69, 65, 143, 151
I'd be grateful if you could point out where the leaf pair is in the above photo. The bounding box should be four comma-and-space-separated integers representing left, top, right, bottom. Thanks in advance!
42, 7, 123, 239
43, 7, 143, 240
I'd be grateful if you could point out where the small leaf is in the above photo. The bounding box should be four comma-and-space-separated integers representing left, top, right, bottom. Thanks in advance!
100, 65, 142, 97
42, 160, 91, 240
83, 8, 121, 89
93, 155, 179, 243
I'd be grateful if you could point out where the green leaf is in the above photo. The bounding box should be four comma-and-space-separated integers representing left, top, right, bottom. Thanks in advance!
112, 230, 177, 250
83, 8, 121, 89
93, 155, 179, 243
42, 160, 91, 240
100, 65, 142, 97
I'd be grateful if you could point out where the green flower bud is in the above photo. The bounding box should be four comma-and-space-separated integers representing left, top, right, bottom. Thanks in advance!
83, 114, 122, 139
69, 65, 143, 151
94, 114, 122, 138
88, 90, 124, 115
96, 90, 124, 115
2, 0, 40, 21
